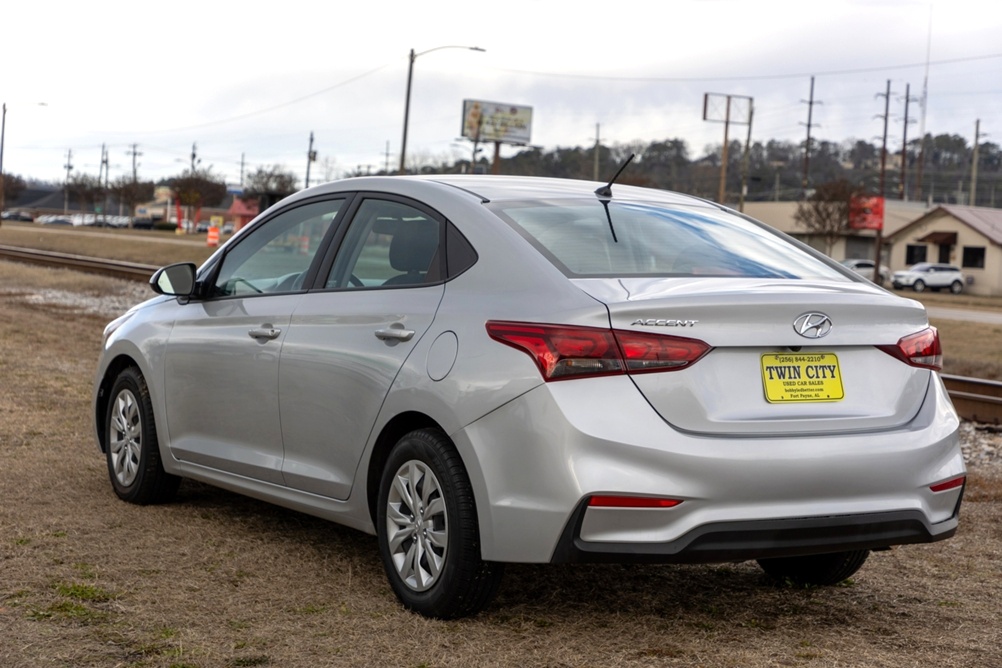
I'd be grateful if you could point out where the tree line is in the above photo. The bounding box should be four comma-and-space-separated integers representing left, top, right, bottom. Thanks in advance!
3, 132, 999, 217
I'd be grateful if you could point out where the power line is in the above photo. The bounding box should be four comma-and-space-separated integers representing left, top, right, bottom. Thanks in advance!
493, 52, 1002, 83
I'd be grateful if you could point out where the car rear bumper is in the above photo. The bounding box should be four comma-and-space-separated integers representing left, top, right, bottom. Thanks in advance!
550, 506, 961, 563
454, 373, 964, 564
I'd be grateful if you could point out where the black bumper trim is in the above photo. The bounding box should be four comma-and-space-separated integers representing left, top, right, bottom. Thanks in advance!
550, 503, 961, 564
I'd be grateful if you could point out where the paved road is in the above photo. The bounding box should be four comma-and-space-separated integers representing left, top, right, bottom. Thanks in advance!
927, 306, 1002, 325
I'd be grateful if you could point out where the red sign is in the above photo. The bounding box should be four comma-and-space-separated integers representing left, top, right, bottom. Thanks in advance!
849, 196, 884, 230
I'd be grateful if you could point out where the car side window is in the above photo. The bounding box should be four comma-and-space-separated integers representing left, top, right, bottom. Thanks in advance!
325, 199, 442, 289
212, 199, 344, 297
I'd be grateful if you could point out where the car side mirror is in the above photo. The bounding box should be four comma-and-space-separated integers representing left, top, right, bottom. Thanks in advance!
150, 262, 197, 297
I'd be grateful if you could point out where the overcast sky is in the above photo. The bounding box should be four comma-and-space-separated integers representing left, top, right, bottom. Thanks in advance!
3, 0, 1000, 188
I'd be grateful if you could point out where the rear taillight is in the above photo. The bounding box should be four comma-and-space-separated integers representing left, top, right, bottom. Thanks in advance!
930, 475, 965, 493
486, 321, 711, 381
588, 495, 683, 508
877, 327, 943, 371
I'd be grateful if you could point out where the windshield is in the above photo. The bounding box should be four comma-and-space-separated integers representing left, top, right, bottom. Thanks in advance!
490, 199, 848, 280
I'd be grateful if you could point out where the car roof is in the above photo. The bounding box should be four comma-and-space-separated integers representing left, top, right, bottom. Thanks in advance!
297, 174, 719, 209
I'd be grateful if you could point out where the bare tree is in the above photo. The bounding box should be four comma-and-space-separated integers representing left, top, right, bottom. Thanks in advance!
170, 168, 227, 230
794, 179, 860, 256
109, 176, 155, 226
1, 173, 27, 205
241, 165, 298, 212
66, 173, 104, 215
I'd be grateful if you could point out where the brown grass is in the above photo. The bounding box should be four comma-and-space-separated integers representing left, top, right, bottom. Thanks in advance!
0, 221, 219, 267
931, 319, 1002, 380
1, 260, 1001, 667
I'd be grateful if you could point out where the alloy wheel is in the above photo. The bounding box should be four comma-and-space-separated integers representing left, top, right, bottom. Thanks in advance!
385, 460, 449, 592
108, 389, 142, 487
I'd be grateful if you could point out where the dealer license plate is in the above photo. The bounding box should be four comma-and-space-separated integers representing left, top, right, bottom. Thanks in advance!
761, 353, 844, 403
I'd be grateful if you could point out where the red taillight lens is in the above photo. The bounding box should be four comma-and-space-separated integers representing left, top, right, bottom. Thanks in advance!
877, 327, 943, 371
930, 475, 965, 493
486, 321, 711, 381
616, 330, 711, 374
588, 495, 683, 508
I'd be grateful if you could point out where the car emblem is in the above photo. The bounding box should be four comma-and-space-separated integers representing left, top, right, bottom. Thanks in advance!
793, 312, 833, 339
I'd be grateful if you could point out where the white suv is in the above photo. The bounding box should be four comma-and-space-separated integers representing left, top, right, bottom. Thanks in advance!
891, 263, 965, 293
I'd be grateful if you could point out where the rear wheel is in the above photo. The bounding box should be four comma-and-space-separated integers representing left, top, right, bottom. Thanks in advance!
757, 549, 869, 586
950, 280, 963, 294
376, 428, 503, 618
105, 367, 180, 504
912, 279, 926, 293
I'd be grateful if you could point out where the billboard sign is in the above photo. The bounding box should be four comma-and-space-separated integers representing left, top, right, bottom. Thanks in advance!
849, 196, 884, 231
462, 99, 532, 145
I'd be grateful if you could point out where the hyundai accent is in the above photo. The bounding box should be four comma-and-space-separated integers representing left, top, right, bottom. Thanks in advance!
93, 175, 965, 618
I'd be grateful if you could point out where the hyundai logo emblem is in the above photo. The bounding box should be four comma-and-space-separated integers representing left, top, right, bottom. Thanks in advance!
793, 312, 833, 339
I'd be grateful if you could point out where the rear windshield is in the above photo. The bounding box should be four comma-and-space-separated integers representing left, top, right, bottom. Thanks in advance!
489, 199, 848, 280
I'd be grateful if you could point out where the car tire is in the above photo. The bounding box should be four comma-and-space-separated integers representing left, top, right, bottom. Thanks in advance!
757, 549, 869, 586
105, 367, 180, 505
950, 281, 963, 294
377, 428, 503, 619
912, 280, 926, 293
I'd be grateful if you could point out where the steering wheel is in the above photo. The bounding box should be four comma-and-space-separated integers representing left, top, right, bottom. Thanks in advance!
229, 277, 263, 294
349, 274, 363, 288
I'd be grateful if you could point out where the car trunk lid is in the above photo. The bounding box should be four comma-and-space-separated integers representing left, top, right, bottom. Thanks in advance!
575, 277, 934, 436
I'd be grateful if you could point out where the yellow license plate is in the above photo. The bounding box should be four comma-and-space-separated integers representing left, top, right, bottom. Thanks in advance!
761, 353, 844, 403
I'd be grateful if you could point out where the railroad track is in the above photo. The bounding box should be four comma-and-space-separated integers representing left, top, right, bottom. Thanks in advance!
0, 244, 157, 282
3, 245, 1002, 423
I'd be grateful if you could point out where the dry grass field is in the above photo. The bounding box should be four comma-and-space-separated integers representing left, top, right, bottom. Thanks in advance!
1, 236, 1001, 667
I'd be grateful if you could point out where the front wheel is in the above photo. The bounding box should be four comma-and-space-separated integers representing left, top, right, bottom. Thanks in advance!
912, 279, 926, 293
105, 367, 180, 505
950, 280, 963, 294
757, 549, 869, 586
376, 428, 503, 618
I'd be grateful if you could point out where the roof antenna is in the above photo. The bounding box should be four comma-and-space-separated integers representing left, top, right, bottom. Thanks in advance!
594, 153, 635, 198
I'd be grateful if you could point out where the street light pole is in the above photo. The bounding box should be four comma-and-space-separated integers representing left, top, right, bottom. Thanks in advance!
398, 45, 484, 175
1, 103, 7, 215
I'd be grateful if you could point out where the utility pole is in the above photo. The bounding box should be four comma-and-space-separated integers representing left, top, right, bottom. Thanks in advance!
384, 141, 391, 174
305, 131, 316, 188
915, 2, 933, 202
99, 144, 109, 226
703, 93, 752, 205
0, 103, 6, 216
128, 143, 142, 182
800, 76, 821, 194
876, 80, 892, 198
971, 119, 981, 206
240, 153, 246, 188
593, 123, 601, 182
738, 100, 754, 212
718, 97, 731, 204
190, 143, 198, 172
873, 80, 892, 284
63, 149, 73, 214
899, 84, 918, 200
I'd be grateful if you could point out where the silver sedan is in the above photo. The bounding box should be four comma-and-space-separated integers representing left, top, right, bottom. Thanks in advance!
93, 175, 965, 618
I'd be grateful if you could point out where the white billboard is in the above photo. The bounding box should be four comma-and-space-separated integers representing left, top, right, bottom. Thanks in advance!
461, 99, 533, 145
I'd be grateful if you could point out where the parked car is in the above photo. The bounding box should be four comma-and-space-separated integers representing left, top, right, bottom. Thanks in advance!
841, 258, 889, 284
36, 215, 73, 226
891, 262, 965, 293
93, 175, 965, 619
1, 210, 34, 222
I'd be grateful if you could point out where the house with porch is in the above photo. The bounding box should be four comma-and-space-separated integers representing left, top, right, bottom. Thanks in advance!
885, 205, 1002, 296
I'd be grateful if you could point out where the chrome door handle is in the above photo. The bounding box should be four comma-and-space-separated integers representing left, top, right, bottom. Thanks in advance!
248, 327, 282, 341
375, 327, 415, 342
